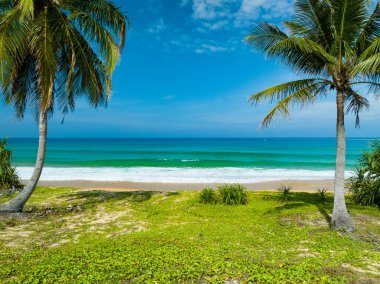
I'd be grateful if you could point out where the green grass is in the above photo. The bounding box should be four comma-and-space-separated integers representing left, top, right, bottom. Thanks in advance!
0, 187, 379, 283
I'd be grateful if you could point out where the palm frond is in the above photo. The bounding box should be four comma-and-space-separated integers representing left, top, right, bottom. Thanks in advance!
63, 0, 129, 50
18, 0, 33, 19
266, 37, 333, 75
332, 0, 370, 48
32, 6, 58, 111
352, 52, 380, 75
250, 78, 333, 104
70, 12, 120, 72
283, 20, 311, 36
355, 2, 380, 54
350, 75, 380, 95
249, 79, 330, 127
245, 23, 288, 53
292, 0, 335, 47
344, 87, 370, 127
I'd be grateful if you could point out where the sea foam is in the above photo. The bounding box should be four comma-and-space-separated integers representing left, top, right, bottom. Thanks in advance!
17, 167, 353, 183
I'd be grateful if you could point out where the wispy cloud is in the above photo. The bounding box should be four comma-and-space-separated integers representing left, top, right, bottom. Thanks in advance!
182, 0, 294, 30
195, 43, 232, 53
147, 18, 166, 34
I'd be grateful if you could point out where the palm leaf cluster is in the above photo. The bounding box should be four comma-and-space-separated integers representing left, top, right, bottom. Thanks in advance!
348, 141, 380, 207
246, 0, 380, 127
0, 139, 22, 190
0, 0, 129, 118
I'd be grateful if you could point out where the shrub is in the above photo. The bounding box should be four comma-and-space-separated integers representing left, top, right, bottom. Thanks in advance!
278, 185, 292, 203
348, 142, 380, 207
0, 139, 23, 191
318, 188, 328, 203
218, 184, 248, 205
199, 188, 218, 204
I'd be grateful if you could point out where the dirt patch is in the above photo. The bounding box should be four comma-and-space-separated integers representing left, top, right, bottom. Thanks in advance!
0, 204, 146, 249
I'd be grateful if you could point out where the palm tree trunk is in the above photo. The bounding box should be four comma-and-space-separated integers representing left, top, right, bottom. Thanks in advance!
331, 90, 354, 231
0, 111, 47, 213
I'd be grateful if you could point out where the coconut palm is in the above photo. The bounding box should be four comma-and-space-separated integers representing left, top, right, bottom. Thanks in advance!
0, 0, 129, 212
246, 0, 380, 231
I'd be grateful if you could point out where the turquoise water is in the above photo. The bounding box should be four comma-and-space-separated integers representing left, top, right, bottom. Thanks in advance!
8, 138, 377, 169
7, 138, 378, 182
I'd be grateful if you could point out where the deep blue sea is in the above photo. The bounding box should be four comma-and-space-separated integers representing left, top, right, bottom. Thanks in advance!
7, 138, 379, 183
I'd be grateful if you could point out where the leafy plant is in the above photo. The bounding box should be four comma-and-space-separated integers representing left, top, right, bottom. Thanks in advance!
0, 139, 22, 191
348, 142, 380, 207
318, 188, 328, 203
199, 188, 218, 204
278, 185, 292, 203
218, 184, 248, 205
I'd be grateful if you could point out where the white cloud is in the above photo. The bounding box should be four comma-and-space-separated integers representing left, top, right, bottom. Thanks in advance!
192, 0, 232, 20
236, 0, 293, 25
195, 43, 231, 53
183, 0, 294, 30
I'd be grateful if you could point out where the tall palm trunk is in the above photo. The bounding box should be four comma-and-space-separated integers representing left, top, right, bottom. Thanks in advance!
0, 111, 47, 213
331, 90, 354, 231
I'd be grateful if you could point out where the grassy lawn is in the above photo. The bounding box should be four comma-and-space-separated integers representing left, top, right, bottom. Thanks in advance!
0, 187, 379, 283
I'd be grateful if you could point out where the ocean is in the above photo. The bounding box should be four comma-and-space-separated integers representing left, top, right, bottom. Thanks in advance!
7, 138, 379, 183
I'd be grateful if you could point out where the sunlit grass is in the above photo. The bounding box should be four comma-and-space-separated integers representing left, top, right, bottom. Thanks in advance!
0, 187, 379, 283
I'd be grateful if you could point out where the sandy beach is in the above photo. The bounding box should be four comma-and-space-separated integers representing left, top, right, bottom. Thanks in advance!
36, 179, 335, 192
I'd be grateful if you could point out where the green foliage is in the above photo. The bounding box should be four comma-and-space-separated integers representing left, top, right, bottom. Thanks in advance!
199, 184, 248, 205
0, 187, 379, 283
0, 139, 22, 190
318, 188, 328, 203
218, 184, 248, 205
246, 0, 380, 128
199, 188, 218, 204
348, 142, 380, 207
278, 185, 293, 203
0, 0, 129, 117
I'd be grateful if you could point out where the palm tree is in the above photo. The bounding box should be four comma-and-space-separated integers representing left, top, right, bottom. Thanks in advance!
0, 0, 129, 213
246, 0, 380, 231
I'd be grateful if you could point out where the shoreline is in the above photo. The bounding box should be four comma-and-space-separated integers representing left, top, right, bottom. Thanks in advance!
35, 179, 335, 192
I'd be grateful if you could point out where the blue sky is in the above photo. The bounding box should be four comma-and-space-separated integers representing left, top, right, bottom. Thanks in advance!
1, 0, 380, 138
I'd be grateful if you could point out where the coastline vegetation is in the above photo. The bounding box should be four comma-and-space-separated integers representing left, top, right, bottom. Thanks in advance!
277, 185, 293, 203
0, 140, 22, 191
348, 141, 380, 207
0, 187, 379, 283
199, 184, 248, 205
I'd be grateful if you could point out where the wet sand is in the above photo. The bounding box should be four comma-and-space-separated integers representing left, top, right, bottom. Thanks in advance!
36, 179, 335, 192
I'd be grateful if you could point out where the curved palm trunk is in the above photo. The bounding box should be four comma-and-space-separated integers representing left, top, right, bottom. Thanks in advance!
331, 90, 354, 231
0, 111, 47, 213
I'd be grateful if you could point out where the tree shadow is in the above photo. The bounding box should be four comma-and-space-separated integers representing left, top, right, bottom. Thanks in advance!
263, 192, 333, 226
275, 202, 307, 211
62, 190, 161, 205
22, 190, 166, 216
316, 203, 332, 226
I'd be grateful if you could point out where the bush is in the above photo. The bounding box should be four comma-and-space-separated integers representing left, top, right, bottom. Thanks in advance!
348, 142, 380, 207
199, 188, 218, 204
218, 184, 248, 205
0, 139, 23, 191
199, 184, 248, 205
278, 185, 292, 203
318, 188, 328, 203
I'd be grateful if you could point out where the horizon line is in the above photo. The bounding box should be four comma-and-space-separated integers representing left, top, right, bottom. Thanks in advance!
6, 137, 380, 139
